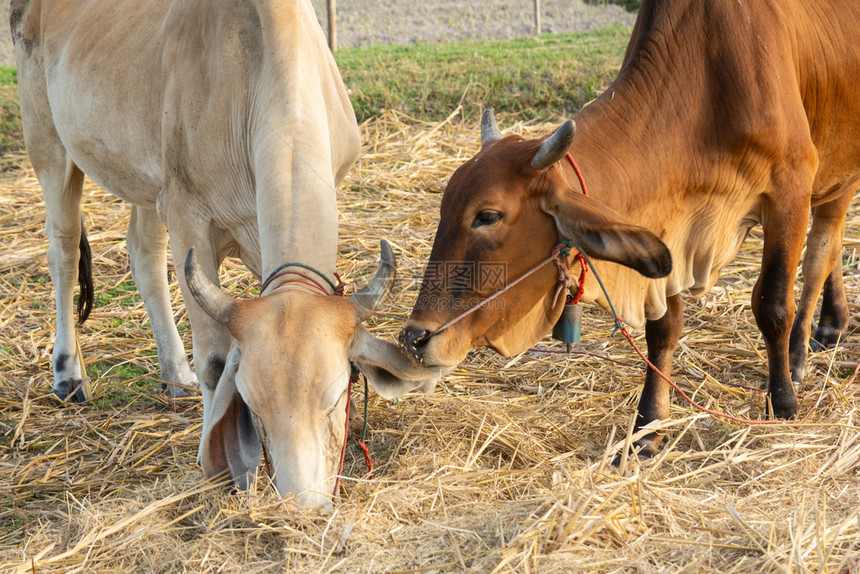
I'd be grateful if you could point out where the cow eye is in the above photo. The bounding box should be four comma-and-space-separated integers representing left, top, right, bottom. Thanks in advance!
472, 210, 503, 228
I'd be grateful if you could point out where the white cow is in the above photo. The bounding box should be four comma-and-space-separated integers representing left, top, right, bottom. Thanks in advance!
13, 0, 440, 506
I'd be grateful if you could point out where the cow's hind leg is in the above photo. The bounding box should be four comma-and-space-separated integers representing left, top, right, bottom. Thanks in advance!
813, 266, 850, 350
36, 155, 90, 402
127, 206, 197, 397
788, 185, 855, 386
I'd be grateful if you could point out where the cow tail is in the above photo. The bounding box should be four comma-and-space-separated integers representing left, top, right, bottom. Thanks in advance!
76, 225, 94, 325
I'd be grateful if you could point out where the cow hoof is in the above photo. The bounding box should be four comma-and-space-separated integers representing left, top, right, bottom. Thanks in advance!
611, 440, 659, 467
789, 369, 804, 390
162, 382, 196, 399
53, 378, 90, 403
768, 388, 798, 420
170, 385, 191, 399
811, 326, 845, 352
763, 376, 803, 392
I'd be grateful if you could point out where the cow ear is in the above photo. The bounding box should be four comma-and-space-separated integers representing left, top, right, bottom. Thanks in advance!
199, 347, 261, 489
347, 325, 443, 400
542, 190, 672, 279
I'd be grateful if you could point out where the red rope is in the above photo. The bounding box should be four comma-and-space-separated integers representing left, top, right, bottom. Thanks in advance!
567, 151, 588, 196
261, 269, 345, 296
564, 152, 589, 305
332, 371, 356, 498
333, 369, 376, 498
615, 319, 803, 426
356, 439, 375, 478
570, 253, 588, 304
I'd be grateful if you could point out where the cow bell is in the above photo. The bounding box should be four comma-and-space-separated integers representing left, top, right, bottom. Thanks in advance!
552, 301, 582, 345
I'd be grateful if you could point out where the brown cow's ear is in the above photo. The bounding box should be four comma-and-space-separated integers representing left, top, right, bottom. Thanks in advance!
199, 347, 261, 489
347, 325, 443, 400
542, 190, 672, 279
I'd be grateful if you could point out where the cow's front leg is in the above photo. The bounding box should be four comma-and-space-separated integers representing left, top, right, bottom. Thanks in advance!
127, 206, 197, 397
168, 229, 233, 461
631, 293, 684, 458
788, 188, 854, 385
754, 198, 809, 419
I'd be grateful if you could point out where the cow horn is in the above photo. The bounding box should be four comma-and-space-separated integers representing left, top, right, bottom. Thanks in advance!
531, 119, 576, 170
481, 109, 502, 148
184, 248, 237, 326
350, 239, 396, 323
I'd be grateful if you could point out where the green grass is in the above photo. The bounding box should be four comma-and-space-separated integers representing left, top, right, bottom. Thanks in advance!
92, 279, 140, 308
0, 64, 20, 158
0, 27, 631, 155
89, 360, 160, 410
336, 27, 631, 123
0, 66, 17, 86
0, 84, 19, 158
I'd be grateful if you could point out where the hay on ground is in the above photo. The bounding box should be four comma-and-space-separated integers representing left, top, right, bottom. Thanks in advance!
1, 111, 859, 573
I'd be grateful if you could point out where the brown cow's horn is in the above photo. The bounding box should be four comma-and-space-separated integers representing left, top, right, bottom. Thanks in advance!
531, 119, 576, 170
350, 239, 396, 322
481, 109, 502, 148
184, 248, 237, 327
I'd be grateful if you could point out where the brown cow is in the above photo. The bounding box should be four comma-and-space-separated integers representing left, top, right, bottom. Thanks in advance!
400, 0, 860, 458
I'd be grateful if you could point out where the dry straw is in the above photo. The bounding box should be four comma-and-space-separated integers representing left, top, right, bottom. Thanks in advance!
1, 111, 859, 573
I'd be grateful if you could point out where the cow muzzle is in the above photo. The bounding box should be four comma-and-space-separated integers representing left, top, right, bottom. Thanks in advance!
397, 321, 467, 369
398, 326, 432, 362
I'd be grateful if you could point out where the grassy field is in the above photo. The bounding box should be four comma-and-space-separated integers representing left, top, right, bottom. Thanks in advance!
338, 27, 629, 123
3, 24, 860, 574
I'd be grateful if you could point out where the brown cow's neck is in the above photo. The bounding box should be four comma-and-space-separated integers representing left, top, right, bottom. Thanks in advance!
567, 0, 752, 221
568, 91, 677, 219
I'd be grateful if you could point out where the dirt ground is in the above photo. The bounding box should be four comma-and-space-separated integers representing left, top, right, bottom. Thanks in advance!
307, 0, 635, 48
0, 1, 633, 66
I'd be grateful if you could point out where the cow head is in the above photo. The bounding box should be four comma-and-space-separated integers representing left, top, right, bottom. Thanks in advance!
185, 241, 441, 507
400, 110, 672, 368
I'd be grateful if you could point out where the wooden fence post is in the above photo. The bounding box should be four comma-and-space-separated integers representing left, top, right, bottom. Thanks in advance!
327, 0, 337, 51
534, 0, 541, 35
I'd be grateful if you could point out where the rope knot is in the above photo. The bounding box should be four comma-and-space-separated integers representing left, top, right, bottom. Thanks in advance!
555, 238, 575, 259
333, 272, 347, 297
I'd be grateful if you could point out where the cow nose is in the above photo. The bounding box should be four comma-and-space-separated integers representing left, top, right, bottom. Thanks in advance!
399, 327, 431, 358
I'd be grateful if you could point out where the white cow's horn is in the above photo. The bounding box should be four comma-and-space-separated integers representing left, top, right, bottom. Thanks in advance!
531, 119, 576, 170
184, 248, 237, 326
481, 109, 502, 148
350, 239, 396, 323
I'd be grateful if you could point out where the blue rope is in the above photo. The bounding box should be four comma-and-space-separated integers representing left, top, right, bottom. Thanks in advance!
568, 242, 627, 336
